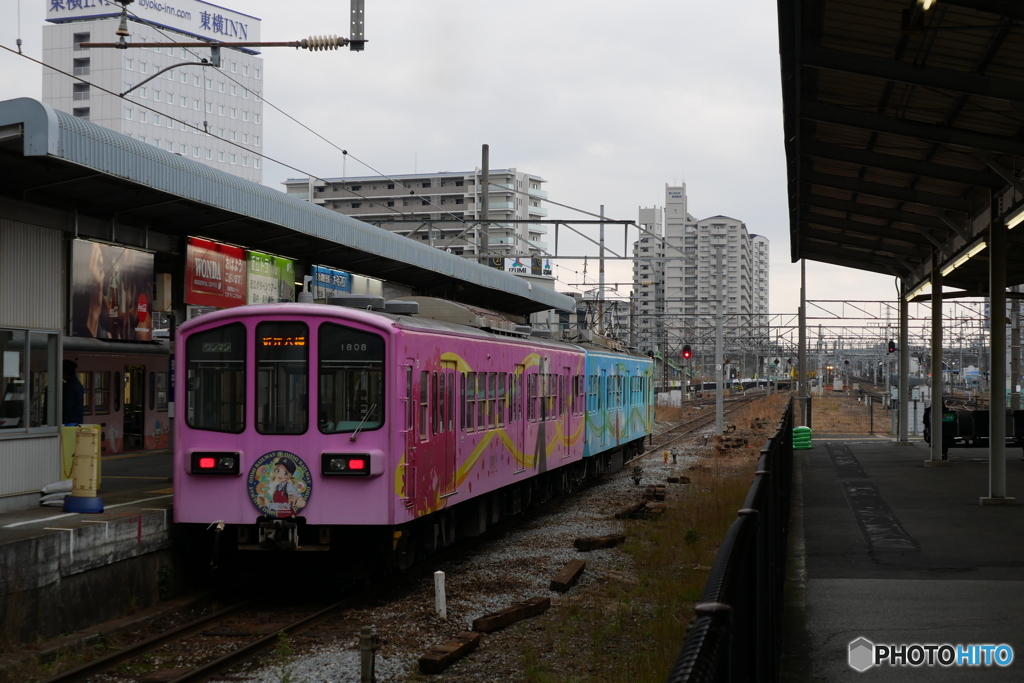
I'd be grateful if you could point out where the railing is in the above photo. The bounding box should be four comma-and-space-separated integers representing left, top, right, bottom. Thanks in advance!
666, 398, 794, 683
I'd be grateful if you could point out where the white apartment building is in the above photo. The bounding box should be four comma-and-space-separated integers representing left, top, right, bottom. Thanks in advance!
43, 0, 264, 182
283, 169, 549, 257
632, 206, 667, 353
632, 184, 769, 354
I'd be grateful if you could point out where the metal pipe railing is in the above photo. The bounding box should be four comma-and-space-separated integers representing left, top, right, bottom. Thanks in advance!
666, 398, 794, 683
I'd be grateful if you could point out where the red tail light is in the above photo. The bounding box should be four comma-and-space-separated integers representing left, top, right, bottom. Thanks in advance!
321, 453, 372, 476
190, 452, 240, 475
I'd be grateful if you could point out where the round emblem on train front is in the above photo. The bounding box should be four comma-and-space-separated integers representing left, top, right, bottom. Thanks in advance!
247, 451, 312, 518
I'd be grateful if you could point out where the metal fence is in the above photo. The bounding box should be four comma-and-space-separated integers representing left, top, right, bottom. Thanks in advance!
666, 398, 794, 683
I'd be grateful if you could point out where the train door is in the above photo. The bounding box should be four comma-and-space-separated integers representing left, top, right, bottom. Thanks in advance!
403, 363, 416, 505
600, 368, 608, 448
561, 367, 571, 459
124, 364, 144, 450
440, 360, 457, 494
514, 364, 526, 472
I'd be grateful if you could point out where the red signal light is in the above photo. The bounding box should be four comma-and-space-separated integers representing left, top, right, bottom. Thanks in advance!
198, 457, 216, 469
348, 458, 367, 471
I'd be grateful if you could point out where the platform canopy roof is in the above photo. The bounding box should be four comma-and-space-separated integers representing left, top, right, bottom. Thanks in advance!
779, 0, 1024, 297
0, 98, 573, 316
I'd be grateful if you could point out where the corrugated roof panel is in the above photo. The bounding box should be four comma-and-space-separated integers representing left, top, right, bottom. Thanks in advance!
0, 98, 574, 313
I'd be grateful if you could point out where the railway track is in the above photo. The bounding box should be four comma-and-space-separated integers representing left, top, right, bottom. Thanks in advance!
35, 397, 767, 683
641, 394, 761, 456
39, 597, 359, 683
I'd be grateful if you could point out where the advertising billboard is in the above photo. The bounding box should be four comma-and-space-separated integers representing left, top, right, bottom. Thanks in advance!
71, 240, 155, 341
46, 0, 261, 49
311, 265, 351, 299
504, 257, 530, 274
247, 252, 295, 304
185, 237, 247, 308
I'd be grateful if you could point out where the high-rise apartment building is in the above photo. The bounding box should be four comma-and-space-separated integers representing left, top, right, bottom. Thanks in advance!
283, 169, 548, 257
632, 184, 769, 356
632, 206, 667, 353
43, 0, 264, 182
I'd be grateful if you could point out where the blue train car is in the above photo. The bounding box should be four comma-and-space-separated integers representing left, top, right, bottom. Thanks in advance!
582, 346, 654, 468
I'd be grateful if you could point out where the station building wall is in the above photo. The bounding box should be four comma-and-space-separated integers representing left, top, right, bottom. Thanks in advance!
0, 218, 64, 512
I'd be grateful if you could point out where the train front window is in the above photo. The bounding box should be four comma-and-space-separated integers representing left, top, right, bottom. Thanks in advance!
318, 323, 384, 434
256, 321, 309, 435
186, 323, 245, 433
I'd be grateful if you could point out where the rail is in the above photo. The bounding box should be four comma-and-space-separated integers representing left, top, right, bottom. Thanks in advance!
665, 398, 794, 683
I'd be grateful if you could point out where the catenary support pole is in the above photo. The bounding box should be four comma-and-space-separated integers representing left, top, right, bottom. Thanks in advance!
715, 246, 724, 435
983, 218, 1012, 503
798, 259, 808, 426
929, 254, 945, 463
1012, 285, 1020, 411
479, 144, 489, 265
898, 279, 910, 443
599, 205, 605, 335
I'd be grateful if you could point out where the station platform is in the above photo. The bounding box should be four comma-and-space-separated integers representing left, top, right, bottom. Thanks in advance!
0, 449, 176, 648
782, 436, 1024, 681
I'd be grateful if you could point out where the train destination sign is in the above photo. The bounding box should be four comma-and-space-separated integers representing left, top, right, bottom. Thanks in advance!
259, 336, 306, 347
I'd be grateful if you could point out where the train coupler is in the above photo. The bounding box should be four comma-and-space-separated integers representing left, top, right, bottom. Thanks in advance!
258, 518, 300, 550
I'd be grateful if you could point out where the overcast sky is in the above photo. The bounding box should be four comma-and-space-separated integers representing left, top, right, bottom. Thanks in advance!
0, 0, 900, 313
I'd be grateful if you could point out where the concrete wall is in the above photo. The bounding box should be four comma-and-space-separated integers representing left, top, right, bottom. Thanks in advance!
0, 508, 176, 647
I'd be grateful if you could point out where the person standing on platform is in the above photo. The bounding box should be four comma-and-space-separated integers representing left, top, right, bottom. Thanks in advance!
62, 360, 84, 425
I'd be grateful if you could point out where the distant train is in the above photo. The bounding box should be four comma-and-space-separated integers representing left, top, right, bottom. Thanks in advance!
174, 297, 654, 575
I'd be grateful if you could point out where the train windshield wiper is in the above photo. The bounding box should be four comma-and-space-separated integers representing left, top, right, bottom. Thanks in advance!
349, 403, 378, 442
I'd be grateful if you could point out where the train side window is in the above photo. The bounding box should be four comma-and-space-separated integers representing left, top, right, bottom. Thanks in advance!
113, 371, 121, 412
488, 372, 497, 429
497, 373, 506, 428
186, 322, 245, 433
477, 373, 486, 429
447, 372, 455, 432
460, 372, 466, 431
419, 370, 428, 440
466, 372, 475, 431
527, 373, 537, 422
92, 371, 111, 415
405, 367, 413, 431
156, 373, 168, 411
432, 370, 440, 436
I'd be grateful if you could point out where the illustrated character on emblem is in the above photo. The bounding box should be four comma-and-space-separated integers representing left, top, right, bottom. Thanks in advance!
270, 457, 305, 517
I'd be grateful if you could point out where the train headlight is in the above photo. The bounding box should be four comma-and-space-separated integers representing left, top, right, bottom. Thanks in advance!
190, 451, 240, 475
322, 453, 371, 477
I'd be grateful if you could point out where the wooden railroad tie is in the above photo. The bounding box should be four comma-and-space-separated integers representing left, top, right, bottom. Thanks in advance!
642, 484, 667, 501
549, 559, 587, 593
666, 476, 691, 484
472, 597, 551, 633
619, 501, 667, 520
418, 632, 481, 674
574, 534, 626, 550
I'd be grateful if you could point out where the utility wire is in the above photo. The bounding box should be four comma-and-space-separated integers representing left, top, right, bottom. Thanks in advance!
113, 3, 437, 222
0, 43, 443, 227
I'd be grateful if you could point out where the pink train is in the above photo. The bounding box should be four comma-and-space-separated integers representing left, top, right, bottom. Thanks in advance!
174, 299, 653, 574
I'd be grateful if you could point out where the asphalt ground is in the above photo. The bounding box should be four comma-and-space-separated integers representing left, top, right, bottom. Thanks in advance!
782, 436, 1024, 682
0, 449, 173, 542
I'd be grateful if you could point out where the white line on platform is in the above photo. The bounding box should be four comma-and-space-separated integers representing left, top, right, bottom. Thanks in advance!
2, 495, 173, 528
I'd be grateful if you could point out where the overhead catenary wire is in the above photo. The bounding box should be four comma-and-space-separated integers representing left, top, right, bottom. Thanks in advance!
0, 44, 443, 227
111, 4, 449, 223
